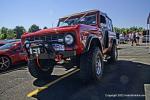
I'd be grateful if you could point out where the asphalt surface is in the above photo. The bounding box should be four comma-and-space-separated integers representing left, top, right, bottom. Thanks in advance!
0, 44, 150, 100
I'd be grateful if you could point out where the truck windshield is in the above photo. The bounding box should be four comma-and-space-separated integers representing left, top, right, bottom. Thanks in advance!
58, 15, 96, 27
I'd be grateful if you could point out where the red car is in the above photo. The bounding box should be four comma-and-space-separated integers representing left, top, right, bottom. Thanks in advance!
0, 39, 20, 46
0, 41, 27, 71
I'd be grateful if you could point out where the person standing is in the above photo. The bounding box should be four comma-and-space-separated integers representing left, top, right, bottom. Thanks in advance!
129, 32, 132, 42
135, 32, 140, 46
131, 32, 136, 46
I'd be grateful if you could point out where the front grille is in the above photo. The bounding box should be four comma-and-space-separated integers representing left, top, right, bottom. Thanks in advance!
26, 34, 64, 43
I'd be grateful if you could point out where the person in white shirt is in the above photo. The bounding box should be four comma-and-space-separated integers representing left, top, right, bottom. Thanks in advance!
130, 32, 136, 46
135, 32, 140, 46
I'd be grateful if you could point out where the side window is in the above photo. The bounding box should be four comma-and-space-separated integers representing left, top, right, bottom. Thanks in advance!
110, 20, 113, 31
86, 15, 96, 25
109, 20, 113, 31
100, 15, 106, 24
106, 18, 113, 31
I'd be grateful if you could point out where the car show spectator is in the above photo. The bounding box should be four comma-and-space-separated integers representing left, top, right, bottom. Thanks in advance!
139, 32, 143, 44
135, 32, 140, 45
129, 32, 132, 42
130, 32, 137, 46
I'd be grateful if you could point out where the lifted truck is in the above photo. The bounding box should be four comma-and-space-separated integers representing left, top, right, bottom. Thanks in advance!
21, 10, 118, 82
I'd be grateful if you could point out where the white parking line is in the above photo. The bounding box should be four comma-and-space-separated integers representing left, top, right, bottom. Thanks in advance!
144, 84, 150, 100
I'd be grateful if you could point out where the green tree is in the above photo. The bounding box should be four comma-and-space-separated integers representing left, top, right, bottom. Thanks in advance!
43, 26, 48, 29
129, 26, 138, 32
1, 27, 8, 34
7, 29, 16, 39
14, 26, 26, 39
28, 24, 40, 32
0, 33, 7, 39
0, 27, 8, 39
114, 27, 121, 33
138, 27, 144, 32
3, 33, 7, 39
114, 26, 145, 35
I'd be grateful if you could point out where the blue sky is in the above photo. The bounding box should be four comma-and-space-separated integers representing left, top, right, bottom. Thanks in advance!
0, 0, 149, 29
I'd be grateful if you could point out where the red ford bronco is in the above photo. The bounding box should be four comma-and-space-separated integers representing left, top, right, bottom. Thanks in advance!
21, 10, 118, 82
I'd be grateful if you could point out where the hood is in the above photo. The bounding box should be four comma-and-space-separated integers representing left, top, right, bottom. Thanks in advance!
22, 24, 99, 39
22, 25, 80, 38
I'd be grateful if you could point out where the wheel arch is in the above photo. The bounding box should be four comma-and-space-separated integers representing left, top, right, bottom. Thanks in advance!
85, 35, 103, 53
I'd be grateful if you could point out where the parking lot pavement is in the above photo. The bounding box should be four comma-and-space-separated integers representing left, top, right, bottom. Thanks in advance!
0, 44, 150, 100
118, 44, 150, 65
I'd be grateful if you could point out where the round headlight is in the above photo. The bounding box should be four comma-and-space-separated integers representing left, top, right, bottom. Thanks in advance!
65, 34, 74, 45
25, 40, 30, 48
26, 43, 30, 48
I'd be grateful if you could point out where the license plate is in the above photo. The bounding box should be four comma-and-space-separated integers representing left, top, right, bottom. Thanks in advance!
52, 44, 64, 51
30, 48, 40, 54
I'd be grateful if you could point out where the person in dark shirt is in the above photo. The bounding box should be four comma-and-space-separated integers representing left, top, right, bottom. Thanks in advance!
131, 32, 136, 46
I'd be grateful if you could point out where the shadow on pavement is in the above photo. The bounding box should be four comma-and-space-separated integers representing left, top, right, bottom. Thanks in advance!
33, 75, 63, 87
117, 47, 124, 50
32, 60, 150, 100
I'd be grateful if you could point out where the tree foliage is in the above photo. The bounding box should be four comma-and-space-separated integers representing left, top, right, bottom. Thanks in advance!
114, 26, 145, 34
28, 24, 40, 32
1, 27, 8, 34
7, 29, 16, 39
14, 26, 26, 39
43, 26, 48, 29
0, 33, 7, 39
0, 27, 8, 39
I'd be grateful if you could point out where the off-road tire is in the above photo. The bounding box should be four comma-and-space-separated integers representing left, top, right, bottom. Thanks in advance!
80, 47, 104, 82
28, 59, 54, 79
108, 44, 118, 63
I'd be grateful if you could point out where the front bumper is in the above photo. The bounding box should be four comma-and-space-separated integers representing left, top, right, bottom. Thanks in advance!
56, 50, 76, 58
25, 40, 76, 60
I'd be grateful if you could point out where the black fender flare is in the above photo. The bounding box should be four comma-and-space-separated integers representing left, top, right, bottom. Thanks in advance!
84, 34, 102, 52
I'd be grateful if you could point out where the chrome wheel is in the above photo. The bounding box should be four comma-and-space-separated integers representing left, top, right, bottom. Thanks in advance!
96, 55, 102, 75
0, 56, 11, 71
